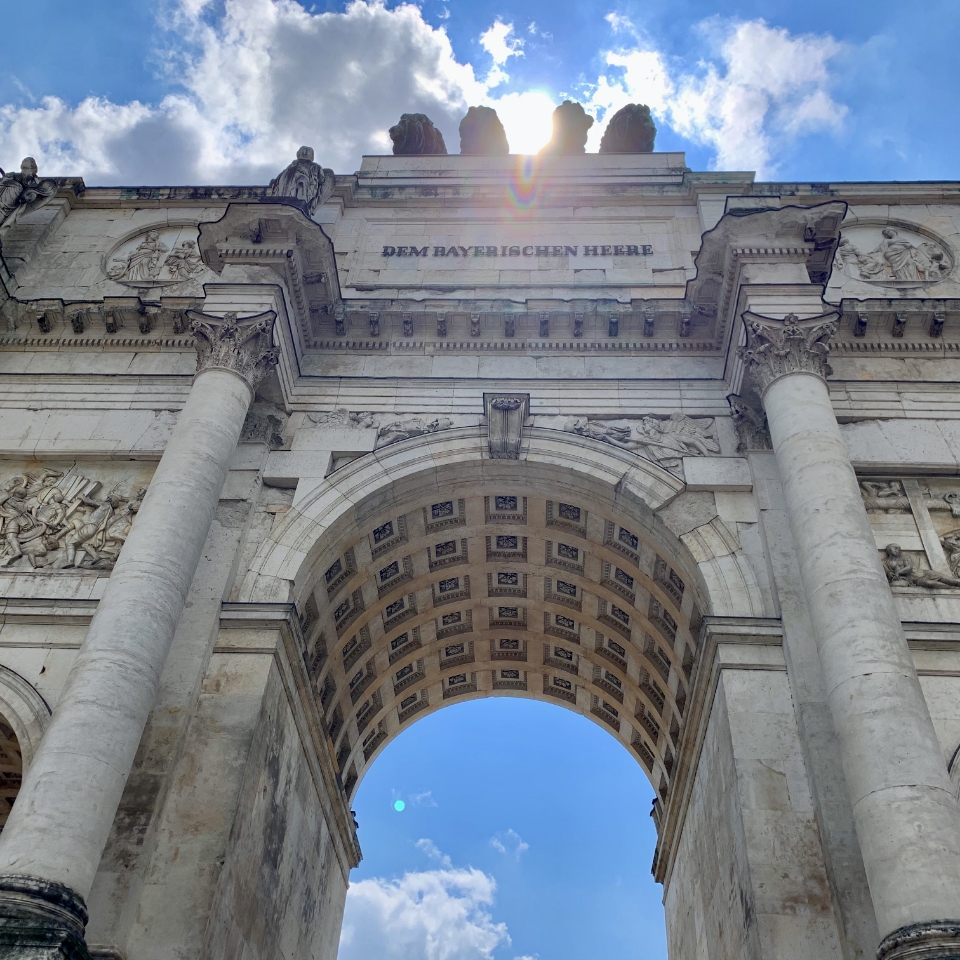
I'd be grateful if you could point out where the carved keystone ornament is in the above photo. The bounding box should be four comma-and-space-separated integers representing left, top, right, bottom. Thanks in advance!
185, 310, 279, 390
738, 312, 838, 394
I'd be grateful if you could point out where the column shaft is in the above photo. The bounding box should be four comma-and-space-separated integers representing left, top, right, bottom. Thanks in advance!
0, 367, 253, 897
763, 369, 960, 937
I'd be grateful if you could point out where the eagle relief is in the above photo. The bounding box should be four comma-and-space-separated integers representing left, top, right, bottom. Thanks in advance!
0, 467, 146, 572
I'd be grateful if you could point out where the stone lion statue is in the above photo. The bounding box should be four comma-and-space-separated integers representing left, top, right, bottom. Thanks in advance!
389, 114, 448, 155
540, 101, 595, 155
599, 103, 657, 154
459, 106, 509, 155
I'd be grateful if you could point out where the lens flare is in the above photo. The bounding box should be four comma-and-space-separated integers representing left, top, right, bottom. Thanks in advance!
393, 799, 405, 812
505, 155, 544, 218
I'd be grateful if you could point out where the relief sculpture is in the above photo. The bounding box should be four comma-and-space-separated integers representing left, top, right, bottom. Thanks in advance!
105, 227, 207, 287
0, 468, 144, 571
376, 416, 454, 448
564, 414, 720, 469
882, 544, 960, 589
835, 225, 951, 285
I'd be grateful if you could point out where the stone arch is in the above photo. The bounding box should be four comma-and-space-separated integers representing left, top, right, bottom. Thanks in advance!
0, 665, 51, 773
239, 427, 763, 804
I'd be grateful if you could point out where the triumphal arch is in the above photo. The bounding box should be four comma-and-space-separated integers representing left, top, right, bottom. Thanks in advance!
0, 103, 959, 960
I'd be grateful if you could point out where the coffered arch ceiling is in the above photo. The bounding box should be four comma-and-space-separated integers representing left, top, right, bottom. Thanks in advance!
241, 429, 764, 820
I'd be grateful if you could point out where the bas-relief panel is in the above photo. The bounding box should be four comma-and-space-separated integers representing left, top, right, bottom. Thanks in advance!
0, 462, 154, 573
830, 221, 954, 296
103, 224, 217, 295
860, 478, 960, 590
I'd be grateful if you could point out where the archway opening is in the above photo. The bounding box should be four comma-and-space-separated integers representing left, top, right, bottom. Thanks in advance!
338, 696, 665, 960
0, 716, 23, 833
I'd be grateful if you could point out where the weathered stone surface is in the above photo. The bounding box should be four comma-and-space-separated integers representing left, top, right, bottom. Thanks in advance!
0, 148, 959, 960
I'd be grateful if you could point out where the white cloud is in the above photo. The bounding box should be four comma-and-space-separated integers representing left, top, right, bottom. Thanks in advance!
490, 828, 529, 858
410, 789, 438, 807
0, 4, 846, 183
0, 0, 486, 183
339, 867, 510, 960
479, 19, 523, 88
480, 19, 523, 66
587, 18, 846, 176
416, 838, 453, 868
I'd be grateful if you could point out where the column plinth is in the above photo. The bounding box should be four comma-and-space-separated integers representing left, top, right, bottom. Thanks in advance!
740, 312, 960, 956
0, 311, 278, 955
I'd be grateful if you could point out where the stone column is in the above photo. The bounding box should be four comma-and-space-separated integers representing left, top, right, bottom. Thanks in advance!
739, 311, 960, 960
0, 310, 278, 957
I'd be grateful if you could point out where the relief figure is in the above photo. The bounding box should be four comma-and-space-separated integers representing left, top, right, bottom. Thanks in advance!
108, 230, 169, 282
882, 543, 960, 589
0, 469, 144, 571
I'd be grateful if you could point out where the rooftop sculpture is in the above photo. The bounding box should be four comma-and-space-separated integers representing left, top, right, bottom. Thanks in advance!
541, 100, 594, 154
459, 106, 509, 155
599, 103, 657, 153
389, 113, 448, 155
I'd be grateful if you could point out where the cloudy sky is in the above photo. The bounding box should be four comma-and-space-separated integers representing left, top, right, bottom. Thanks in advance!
340, 698, 663, 960
4, 2, 956, 958
1, 0, 956, 185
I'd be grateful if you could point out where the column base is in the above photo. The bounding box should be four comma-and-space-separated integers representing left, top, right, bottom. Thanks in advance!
0, 875, 90, 960
878, 922, 960, 960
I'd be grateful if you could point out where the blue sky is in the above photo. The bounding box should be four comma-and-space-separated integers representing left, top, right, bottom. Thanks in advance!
342, 698, 663, 960
1, 0, 958, 185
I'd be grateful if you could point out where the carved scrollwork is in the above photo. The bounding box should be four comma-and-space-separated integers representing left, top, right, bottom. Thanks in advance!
738, 312, 838, 394
185, 309, 279, 390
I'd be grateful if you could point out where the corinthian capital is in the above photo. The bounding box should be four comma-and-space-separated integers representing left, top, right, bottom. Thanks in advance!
185, 310, 279, 390
737, 311, 838, 395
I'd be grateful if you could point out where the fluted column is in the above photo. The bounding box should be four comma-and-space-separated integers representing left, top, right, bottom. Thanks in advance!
0, 311, 278, 958
740, 312, 960, 960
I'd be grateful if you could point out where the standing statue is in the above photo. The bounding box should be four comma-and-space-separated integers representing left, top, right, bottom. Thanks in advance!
459, 106, 509, 155
267, 146, 334, 216
541, 101, 594, 155
599, 104, 656, 153
0, 158, 58, 228
389, 115, 448, 155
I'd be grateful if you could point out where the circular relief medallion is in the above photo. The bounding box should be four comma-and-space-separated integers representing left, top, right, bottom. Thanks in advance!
834, 222, 953, 288
103, 224, 207, 288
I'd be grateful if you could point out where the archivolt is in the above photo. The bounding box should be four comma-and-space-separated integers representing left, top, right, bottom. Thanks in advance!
239, 427, 762, 811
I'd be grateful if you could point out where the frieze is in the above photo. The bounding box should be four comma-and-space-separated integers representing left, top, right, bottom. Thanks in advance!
0, 466, 151, 572
562, 414, 720, 469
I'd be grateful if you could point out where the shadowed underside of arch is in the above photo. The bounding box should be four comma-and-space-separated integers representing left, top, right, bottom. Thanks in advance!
239, 427, 764, 814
